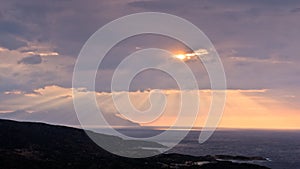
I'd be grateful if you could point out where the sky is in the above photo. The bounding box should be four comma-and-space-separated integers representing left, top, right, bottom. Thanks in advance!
0, 0, 300, 129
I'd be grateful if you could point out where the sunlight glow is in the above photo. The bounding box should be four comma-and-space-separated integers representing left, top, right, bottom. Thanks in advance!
172, 49, 209, 61
174, 54, 187, 60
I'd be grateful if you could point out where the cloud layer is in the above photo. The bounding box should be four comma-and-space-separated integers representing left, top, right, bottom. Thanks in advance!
0, 86, 299, 129
0, 0, 299, 128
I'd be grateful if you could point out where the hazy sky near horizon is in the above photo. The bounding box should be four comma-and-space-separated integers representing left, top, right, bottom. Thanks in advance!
0, 0, 300, 129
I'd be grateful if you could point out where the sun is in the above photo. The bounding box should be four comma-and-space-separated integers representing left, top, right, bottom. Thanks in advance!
172, 49, 207, 61
174, 54, 186, 60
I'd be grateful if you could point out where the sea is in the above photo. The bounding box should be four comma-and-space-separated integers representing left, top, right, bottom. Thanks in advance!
118, 129, 300, 169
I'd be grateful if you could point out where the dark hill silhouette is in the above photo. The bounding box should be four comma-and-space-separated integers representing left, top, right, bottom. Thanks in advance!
0, 119, 270, 169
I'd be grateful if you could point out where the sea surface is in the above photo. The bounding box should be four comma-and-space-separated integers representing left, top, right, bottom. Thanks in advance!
118, 129, 300, 169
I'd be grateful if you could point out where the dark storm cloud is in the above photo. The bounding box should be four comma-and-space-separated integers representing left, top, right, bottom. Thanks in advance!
128, 0, 296, 10
0, 19, 28, 49
128, 0, 183, 11
0, 20, 27, 35
0, 33, 27, 50
18, 55, 42, 65
0, 0, 299, 92
290, 8, 300, 13
127, 0, 300, 65
0, 1, 82, 54
0, 0, 118, 56
0, 10, 3, 19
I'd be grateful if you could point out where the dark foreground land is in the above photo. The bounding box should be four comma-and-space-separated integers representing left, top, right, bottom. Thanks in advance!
0, 119, 270, 169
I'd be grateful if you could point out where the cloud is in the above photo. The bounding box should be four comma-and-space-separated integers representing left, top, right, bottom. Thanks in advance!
0, 47, 73, 92
4, 90, 24, 95
0, 0, 134, 56
0, 85, 299, 129
0, 85, 141, 127
18, 55, 42, 65
0, 0, 299, 131
228, 56, 292, 64
0, 34, 27, 50
128, 0, 182, 11
290, 7, 300, 13
173, 49, 209, 62
0, 20, 27, 35
0, 0, 300, 94
17, 42, 59, 57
